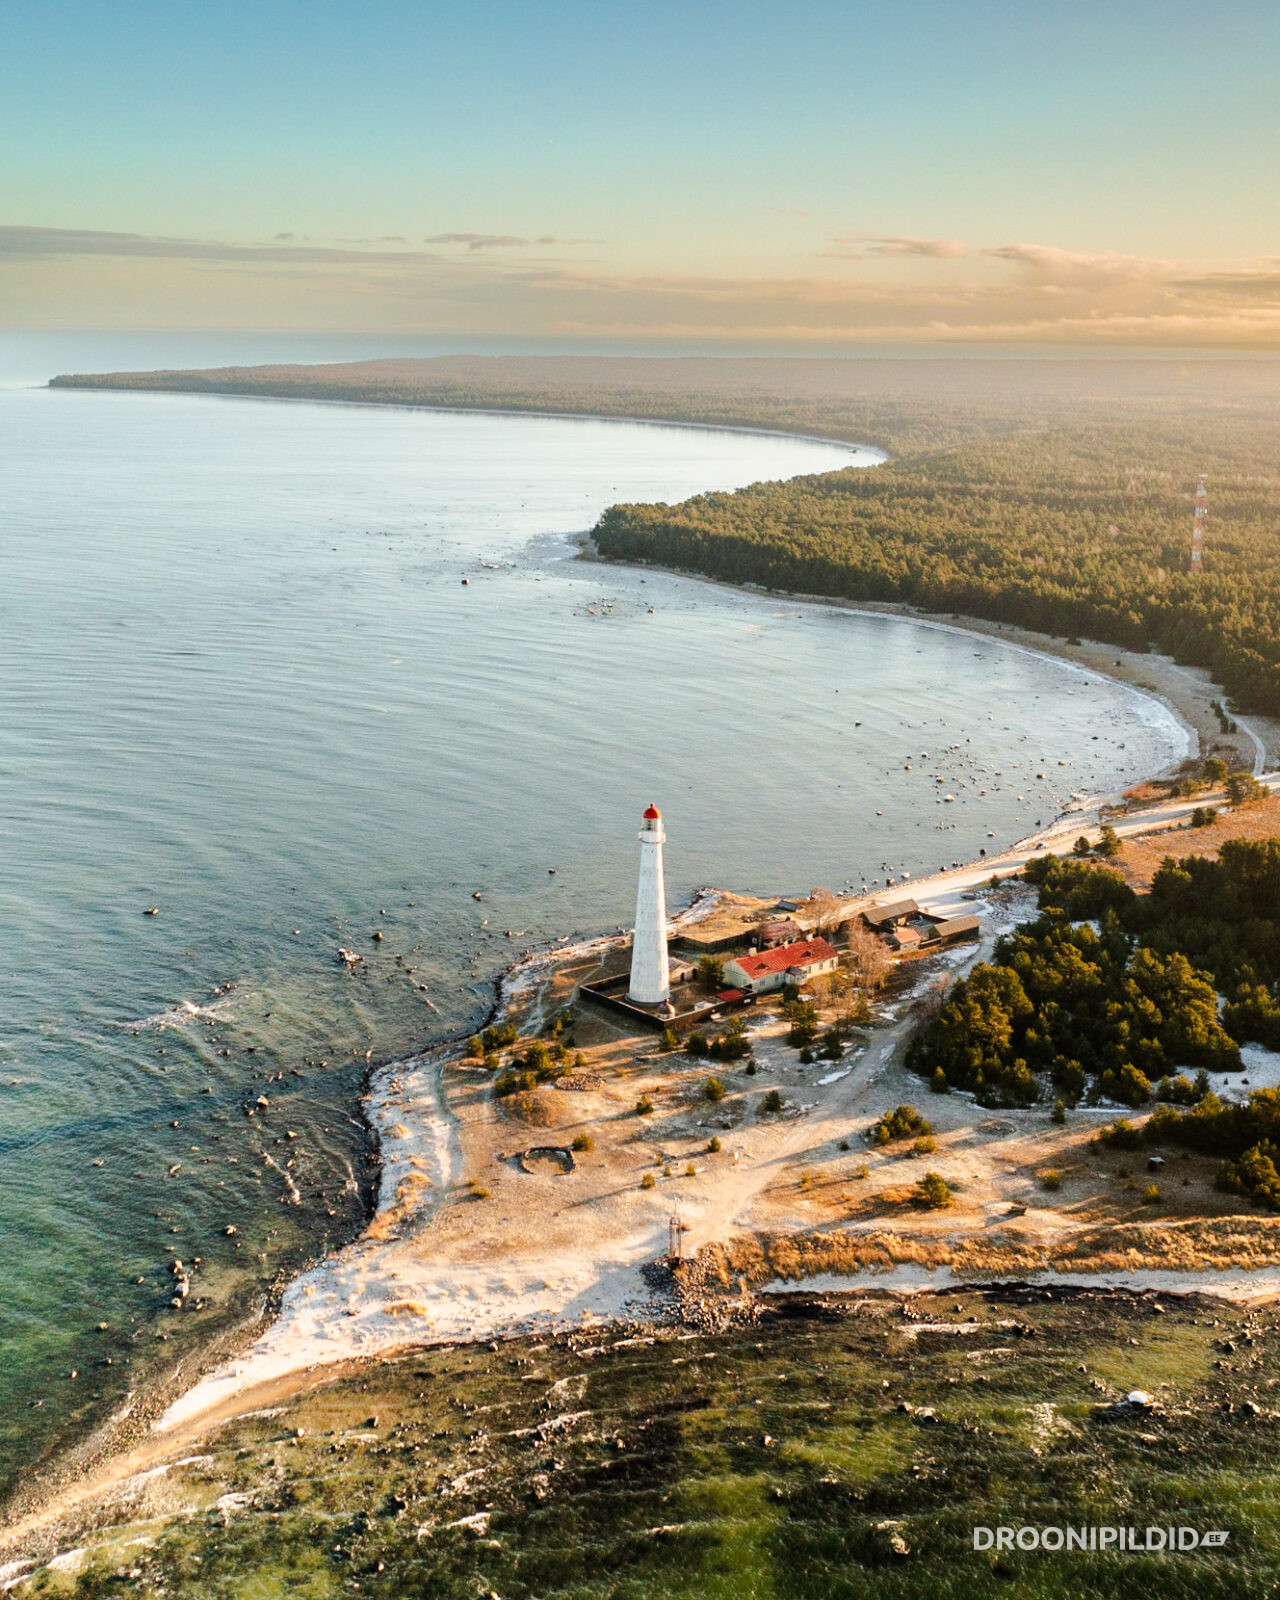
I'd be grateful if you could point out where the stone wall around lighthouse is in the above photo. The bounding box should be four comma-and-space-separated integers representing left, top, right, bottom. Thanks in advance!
627, 803, 671, 1005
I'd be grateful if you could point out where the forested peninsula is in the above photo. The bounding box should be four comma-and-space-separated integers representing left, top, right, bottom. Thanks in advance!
52, 354, 1280, 712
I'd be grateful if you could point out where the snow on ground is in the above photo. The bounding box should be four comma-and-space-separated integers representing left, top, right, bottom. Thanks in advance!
759, 1265, 1280, 1304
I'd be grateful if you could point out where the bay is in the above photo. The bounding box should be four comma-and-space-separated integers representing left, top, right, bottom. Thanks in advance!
0, 348, 1183, 1492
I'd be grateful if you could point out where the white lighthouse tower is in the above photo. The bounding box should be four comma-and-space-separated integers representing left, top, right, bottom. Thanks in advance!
627, 804, 671, 1005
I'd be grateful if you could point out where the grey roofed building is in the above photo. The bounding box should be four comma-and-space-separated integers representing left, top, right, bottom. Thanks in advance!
922, 913, 980, 943
861, 898, 920, 929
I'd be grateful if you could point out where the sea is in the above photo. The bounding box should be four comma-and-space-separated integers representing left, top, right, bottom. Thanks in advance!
0, 333, 1187, 1495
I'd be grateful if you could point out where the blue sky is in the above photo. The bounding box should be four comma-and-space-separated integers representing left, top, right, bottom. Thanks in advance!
3, 0, 1279, 342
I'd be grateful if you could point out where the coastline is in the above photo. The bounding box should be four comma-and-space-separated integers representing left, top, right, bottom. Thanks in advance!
50, 376, 1268, 772
7, 384, 1278, 1564
45, 380, 891, 458
574, 539, 1271, 780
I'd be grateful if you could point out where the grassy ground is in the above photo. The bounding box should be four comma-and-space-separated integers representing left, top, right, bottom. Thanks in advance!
14, 1286, 1280, 1599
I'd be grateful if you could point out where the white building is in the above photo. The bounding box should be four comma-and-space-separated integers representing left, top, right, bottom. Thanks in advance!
723, 937, 839, 996
627, 803, 671, 1005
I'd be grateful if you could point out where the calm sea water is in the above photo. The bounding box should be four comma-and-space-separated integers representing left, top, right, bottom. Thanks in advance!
0, 339, 1185, 1493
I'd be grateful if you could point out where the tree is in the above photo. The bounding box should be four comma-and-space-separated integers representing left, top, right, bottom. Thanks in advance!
1096, 825, 1122, 859
1226, 771, 1266, 807
787, 999, 819, 1047
703, 1077, 726, 1102
1073, 835, 1092, 857
1203, 757, 1229, 787
843, 928, 893, 996
697, 955, 725, 990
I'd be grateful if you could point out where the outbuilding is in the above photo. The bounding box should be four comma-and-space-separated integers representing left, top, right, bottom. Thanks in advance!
920, 913, 980, 947
862, 898, 920, 931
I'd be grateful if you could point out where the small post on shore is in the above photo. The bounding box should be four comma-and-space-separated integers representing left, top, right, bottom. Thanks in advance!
669, 1215, 688, 1265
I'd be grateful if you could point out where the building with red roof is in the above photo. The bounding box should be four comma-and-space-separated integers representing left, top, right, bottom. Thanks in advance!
722, 937, 839, 995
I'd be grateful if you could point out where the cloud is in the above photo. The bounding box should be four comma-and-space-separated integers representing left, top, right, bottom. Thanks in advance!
424, 232, 528, 250
982, 242, 1175, 290
423, 232, 595, 251
0, 225, 444, 267
825, 234, 971, 259
6, 222, 1280, 346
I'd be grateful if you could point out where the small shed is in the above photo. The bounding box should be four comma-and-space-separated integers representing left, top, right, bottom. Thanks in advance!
921, 913, 980, 947
758, 917, 804, 949
862, 898, 920, 931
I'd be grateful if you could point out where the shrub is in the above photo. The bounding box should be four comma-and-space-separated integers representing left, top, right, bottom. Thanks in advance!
1051, 1099, 1067, 1125
871, 1104, 931, 1145
1143, 1183, 1160, 1205
744, 1060, 759, 1075
913, 1172, 952, 1210
707, 1030, 750, 1062
1096, 1062, 1153, 1109
467, 1035, 484, 1059
761, 1089, 784, 1115
1096, 1118, 1144, 1150
494, 1068, 537, 1098
641, 1172, 656, 1190
1217, 1141, 1280, 1209
912, 1136, 936, 1156
1156, 1071, 1209, 1106
685, 1162, 697, 1177
1040, 1169, 1062, 1191
852, 1162, 869, 1179
929, 1068, 950, 1094
571, 1133, 593, 1153
707, 1136, 721, 1153
1191, 806, 1219, 828
685, 1032, 708, 1058
798, 1047, 814, 1064
659, 1028, 679, 1053
635, 1095, 654, 1115
703, 1077, 726, 1103
471, 1185, 490, 1200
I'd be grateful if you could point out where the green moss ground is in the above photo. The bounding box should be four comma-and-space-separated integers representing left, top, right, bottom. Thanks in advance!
16, 1288, 1280, 1600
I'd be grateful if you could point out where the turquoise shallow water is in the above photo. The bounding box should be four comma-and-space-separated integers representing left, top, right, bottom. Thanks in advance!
0, 345, 1184, 1494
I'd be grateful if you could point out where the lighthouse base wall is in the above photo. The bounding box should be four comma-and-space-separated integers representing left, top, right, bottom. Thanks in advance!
578, 972, 755, 1031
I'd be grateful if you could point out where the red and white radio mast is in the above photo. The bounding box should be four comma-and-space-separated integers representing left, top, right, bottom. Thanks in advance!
1190, 476, 1207, 572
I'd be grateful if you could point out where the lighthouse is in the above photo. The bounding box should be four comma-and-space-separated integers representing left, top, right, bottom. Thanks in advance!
627, 804, 671, 1005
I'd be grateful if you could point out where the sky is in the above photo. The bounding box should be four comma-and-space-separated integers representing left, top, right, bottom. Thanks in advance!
3, 0, 1280, 348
